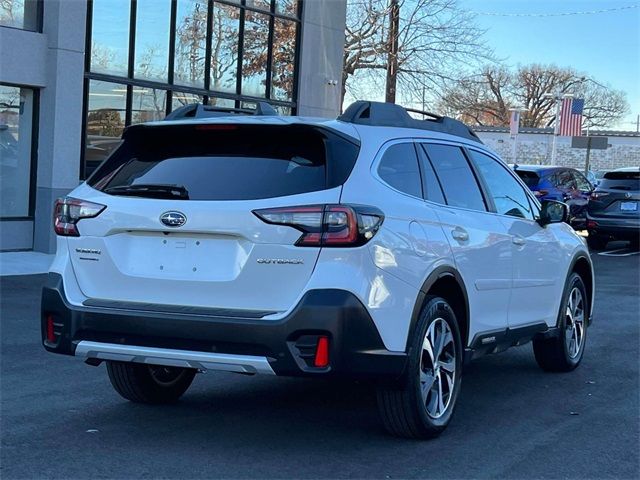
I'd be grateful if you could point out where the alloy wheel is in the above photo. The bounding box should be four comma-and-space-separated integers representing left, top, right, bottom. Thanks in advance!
565, 287, 585, 358
420, 318, 456, 419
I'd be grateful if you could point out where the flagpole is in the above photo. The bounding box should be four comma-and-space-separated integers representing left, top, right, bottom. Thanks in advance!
545, 92, 573, 165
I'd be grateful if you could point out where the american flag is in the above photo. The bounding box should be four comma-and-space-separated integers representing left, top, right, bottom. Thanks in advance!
559, 98, 584, 136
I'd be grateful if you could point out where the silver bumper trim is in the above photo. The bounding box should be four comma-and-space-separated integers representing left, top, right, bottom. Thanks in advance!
75, 341, 276, 375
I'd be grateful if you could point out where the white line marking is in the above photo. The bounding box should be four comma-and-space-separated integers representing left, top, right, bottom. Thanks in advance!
598, 249, 640, 257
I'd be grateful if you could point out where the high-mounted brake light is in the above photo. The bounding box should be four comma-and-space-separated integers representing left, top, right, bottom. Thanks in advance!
54, 197, 106, 237
253, 204, 384, 247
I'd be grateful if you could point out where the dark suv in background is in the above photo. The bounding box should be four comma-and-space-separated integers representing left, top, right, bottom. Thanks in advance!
587, 167, 640, 249
513, 165, 593, 229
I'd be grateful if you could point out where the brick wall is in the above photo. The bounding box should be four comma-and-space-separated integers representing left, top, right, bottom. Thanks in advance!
476, 131, 640, 171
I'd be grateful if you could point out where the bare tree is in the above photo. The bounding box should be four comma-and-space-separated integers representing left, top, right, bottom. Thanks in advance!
343, 0, 491, 108
439, 64, 629, 129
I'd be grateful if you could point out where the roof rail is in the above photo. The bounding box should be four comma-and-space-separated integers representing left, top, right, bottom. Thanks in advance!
337, 101, 482, 144
164, 101, 278, 121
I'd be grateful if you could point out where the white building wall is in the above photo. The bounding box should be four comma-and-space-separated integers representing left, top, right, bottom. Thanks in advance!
477, 131, 640, 171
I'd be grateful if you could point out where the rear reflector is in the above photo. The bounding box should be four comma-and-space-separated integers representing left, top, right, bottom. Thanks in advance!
46, 314, 56, 343
587, 220, 598, 229
253, 204, 384, 247
314, 336, 330, 368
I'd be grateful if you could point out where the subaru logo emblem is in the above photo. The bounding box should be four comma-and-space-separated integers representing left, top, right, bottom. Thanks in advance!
160, 211, 187, 228
625, 192, 632, 199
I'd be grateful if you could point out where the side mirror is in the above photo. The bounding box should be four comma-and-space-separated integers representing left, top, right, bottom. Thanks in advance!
538, 200, 569, 227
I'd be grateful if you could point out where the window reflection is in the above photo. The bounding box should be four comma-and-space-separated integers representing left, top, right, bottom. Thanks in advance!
172, 92, 204, 111
241, 11, 269, 97
210, 4, 240, 93
246, 0, 271, 11
134, 0, 171, 82
91, 0, 130, 76
271, 19, 296, 101
0, 85, 34, 217
85, 80, 126, 178
0, 0, 39, 30
208, 97, 235, 108
131, 88, 167, 124
275, 0, 298, 17
175, 0, 208, 88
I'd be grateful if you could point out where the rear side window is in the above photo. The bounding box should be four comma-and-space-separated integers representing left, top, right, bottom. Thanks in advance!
422, 144, 486, 211
88, 124, 360, 201
600, 170, 640, 191
377, 143, 422, 198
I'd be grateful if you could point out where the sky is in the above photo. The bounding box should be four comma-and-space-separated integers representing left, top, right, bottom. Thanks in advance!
457, 0, 640, 130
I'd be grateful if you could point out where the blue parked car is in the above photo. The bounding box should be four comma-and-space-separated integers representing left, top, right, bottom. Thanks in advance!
512, 165, 594, 229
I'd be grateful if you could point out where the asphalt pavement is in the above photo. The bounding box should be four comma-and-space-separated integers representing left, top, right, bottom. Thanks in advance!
1, 245, 638, 479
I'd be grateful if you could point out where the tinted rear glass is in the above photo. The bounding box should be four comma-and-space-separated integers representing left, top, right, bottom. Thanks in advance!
600, 171, 640, 191
88, 124, 360, 201
514, 170, 540, 188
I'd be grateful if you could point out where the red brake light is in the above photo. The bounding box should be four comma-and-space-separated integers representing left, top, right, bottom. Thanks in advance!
314, 336, 330, 368
253, 204, 384, 247
54, 197, 106, 237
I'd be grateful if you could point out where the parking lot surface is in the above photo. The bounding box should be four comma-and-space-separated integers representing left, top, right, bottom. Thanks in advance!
1, 246, 638, 479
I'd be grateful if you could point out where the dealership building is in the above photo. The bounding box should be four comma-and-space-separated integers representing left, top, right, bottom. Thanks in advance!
0, 0, 346, 252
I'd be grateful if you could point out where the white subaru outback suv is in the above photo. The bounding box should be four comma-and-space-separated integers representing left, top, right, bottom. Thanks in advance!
42, 101, 594, 438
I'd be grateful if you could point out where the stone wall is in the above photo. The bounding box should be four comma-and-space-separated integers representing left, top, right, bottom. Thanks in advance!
476, 130, 640, 171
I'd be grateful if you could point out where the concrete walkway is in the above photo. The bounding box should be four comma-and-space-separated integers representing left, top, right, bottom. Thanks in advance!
0, 251, 54, 276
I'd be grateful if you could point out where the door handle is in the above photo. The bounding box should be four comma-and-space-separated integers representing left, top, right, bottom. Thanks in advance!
512, 236, 526, 246
451, 228, 469, 242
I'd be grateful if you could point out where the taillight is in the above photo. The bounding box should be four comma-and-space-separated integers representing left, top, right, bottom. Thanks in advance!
534, 189, 549, 197
53, 197, 106, 237
590, 191, 609, 200
253, 204, 384, 247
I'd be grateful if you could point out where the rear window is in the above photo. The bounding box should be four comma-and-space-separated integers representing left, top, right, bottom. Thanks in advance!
600, 170, 640, 191
514, 170, 540, 188
88, 124, 360, 201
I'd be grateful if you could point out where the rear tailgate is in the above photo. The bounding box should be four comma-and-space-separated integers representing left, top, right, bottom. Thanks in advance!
66, 122, 359, 315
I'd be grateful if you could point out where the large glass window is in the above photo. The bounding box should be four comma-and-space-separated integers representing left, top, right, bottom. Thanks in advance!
271, 18, 296, 101
90, 0, 131, 77
134, 0, 171, 82
131, 88, 167, 124
423, 144, 486, 212
0, 0, 40, 31
85, 80, 127, 178
175, 0, 208, 88
83, 0, 301, 178
241, 10, 270, 97
469, 150, 534, 220
210, 3, 240, 93
0, 85, 35, 217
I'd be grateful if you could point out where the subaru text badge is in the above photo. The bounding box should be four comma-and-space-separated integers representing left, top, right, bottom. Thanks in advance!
160, 211, 187, 227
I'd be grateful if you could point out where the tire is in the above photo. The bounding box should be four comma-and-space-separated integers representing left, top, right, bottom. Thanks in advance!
533, 272, 588, 372
586, 233, 607, 250
106, 361, 196, 404
376, 296, 463, 439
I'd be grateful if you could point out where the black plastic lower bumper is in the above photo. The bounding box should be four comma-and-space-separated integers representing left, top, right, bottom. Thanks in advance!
41, 273, 407, 378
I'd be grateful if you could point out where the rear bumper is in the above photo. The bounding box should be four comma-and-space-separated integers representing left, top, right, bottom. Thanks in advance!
586, 213, 640, 238
41, 273, 407, 379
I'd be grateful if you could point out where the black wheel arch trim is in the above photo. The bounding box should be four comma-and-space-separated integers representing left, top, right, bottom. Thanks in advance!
406, 265, 470, 352
567, 252, 594, 325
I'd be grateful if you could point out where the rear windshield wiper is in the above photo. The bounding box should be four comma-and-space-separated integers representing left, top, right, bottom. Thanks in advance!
103, 184, 190, 200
